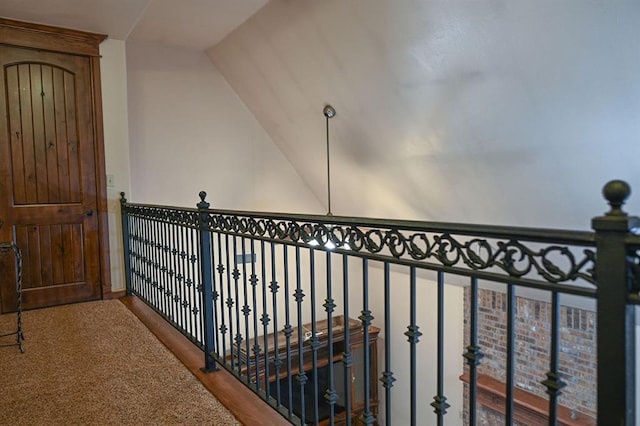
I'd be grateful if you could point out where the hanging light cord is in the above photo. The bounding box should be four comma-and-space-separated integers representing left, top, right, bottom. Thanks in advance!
323, 104, 336, 216
326, 114, 332, 216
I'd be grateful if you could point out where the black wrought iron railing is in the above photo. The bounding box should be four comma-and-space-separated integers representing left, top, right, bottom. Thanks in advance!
120, 180, 638, 426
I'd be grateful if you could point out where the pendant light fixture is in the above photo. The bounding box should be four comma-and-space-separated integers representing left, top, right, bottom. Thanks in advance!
309, 104, 349, 251
323, 104, 336, 216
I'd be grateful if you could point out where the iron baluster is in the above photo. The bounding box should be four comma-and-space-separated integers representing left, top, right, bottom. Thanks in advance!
170, 221, 178, 322
261, 240, 270, 398
173, 221, 184, 332
138, 217, 145, 298
127, 213, 135, 295
232, 235, 242, 375
294, 245, 307, 424
542, 291, 565, 425
505, 284, 516, 424
324, 250, 337, 425
153, 219, 162, 318
211, 230, 220, 363
161, 219, 169, 323
249, 239, 261, 389
170, 222, 179, 326
184, 225, 191, 332
179, 223, 189, 334
242, 237, 251, 381
139, 215, 147, 303
225, 234, 235, 370
216, 232, 227, 367
157, 219, 165, 319
160, 218, 170, 323
179, 225, 187, 335
144, 217, 151, 304
131, 215, 139, 295
463, 277, 483, 425
342, 253, 352, 426
146, 216, 154, 307
359, 258, 375, 425
189, 226, 199, 343
172, 222, 180, 327
185, 225, 191, 336
283, 245, 294, 418
153, 218, 161, 311
381, 261, 394, 426
137, 218, 145, 303
405, 266, 421, 426
309, 247, 320, 425
431, 271, 450, 425
182, 225, 189, 335
132, 215, 140, 298
169, 222, 178, 328
270, 241, 282, 407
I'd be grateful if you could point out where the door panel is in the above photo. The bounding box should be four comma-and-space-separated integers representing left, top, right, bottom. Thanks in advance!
7, 63, 83, 205
0, 46, 101, 311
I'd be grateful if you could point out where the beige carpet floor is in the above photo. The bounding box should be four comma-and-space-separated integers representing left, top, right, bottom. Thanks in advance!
0, 300, 240, 425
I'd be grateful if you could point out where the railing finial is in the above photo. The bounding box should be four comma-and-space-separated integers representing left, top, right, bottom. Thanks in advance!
603, 180, 631, 216
120, 192, 127, 203
197, 191, 210, 209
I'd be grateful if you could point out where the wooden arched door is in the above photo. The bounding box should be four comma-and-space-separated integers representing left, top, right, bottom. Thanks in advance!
0, 20, 110, 311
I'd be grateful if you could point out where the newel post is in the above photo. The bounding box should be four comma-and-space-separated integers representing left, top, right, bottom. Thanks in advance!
592, 180, 638, 425
120, 192, 133, 297
197, 191, 217, 372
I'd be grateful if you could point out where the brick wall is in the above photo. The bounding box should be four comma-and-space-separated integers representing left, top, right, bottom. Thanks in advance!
463, 288, 596, 422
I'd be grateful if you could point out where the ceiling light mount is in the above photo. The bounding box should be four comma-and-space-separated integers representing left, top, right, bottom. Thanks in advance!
323, 104, 336, 119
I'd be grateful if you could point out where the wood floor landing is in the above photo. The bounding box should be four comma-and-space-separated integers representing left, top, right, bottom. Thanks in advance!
121, 296, 289, 426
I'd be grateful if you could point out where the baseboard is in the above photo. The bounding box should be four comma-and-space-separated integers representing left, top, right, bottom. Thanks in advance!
104, 290, 126, 300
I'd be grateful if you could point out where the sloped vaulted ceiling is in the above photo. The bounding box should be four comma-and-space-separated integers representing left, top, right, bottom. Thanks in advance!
208, 0, 640, 229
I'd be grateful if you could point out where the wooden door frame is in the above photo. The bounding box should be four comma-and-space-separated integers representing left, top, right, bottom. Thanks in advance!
0, 18, 113, 299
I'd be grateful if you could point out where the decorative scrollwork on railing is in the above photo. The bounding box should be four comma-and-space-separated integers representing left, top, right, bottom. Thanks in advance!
123, 204, 199, 228
201, 213, 596, 286
121, 198, 596, 287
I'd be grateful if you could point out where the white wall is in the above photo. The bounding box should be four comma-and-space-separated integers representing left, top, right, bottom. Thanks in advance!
126, 40, 323, 214
100, 39, 131, 292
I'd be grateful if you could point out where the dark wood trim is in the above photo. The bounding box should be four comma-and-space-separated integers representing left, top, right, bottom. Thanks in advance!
90, 55, 112, 300
0, 18, 106, 56
104, 290, 127, 300
460, 373, 595, 425
121, 296, 290, 426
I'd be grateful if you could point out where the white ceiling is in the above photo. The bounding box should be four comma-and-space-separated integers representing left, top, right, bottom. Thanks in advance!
0, 0, 268, 50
